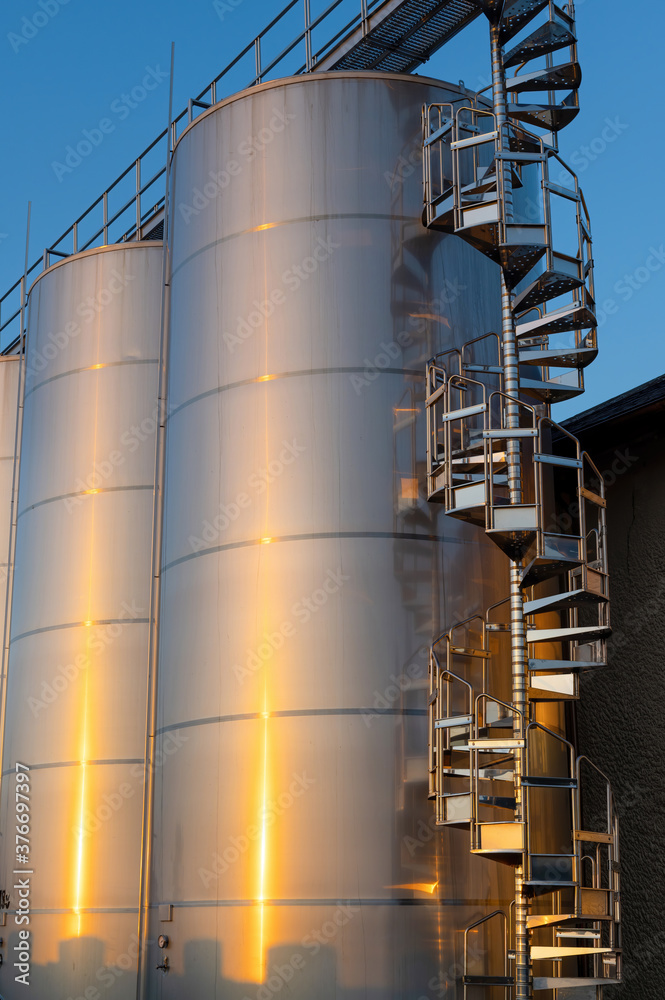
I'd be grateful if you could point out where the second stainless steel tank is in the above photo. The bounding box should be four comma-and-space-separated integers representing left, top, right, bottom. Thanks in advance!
0, 244, 162, 999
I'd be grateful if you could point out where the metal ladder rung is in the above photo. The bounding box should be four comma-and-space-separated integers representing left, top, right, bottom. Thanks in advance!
534, 453, 583, 469
574, 829, 614, 844
449, 646, 489, 657
442, 402, 487, 422
435, 715, 472, 730
483, 428, 538, 438
450, 131, 499, 149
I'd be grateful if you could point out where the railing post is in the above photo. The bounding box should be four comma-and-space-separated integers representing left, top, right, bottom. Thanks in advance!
304, 0, 313, 71
255, 36, 262, 83
361, 0, 369, 36
136, 158, 142, 240
103, 190, 109, 245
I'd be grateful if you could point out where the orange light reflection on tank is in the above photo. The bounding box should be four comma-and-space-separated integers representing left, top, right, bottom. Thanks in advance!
409, 311, 450, 326
389, 881, 439, 894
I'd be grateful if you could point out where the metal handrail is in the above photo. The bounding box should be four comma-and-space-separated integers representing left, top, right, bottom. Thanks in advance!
486, 389, 538, 519
471, 695, 523, 849
428, 650, 474, 820
463, 909, 510, 999
1, 0, 395, 349
573, 755, 619, 925
524, 722, 576, 881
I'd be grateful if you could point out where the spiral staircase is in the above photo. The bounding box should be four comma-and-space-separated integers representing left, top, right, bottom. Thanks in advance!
422, 1, 621, 996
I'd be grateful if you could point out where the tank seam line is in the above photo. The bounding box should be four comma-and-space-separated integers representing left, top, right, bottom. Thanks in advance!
156, 708, 427, 735
17, 483, 155, 519
161, 530, 473, 573
171, 213, 416, 277
166, 367, 424, 421
24, 357, 160, 398
146, 898, 506, 908
1, 758, 144, 776
11, 617, 151, 644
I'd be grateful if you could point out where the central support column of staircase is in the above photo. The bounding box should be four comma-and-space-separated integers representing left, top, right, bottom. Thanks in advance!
489, 11, 532, 999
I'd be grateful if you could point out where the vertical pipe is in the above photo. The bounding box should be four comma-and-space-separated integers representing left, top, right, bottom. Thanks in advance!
489, 15, 531, 1000
136, 41, 175, 1000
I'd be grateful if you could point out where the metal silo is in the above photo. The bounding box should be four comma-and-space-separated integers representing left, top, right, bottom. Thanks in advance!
145, 72, 518, 997
0, 353, 21, 759
0, 244, 162, 999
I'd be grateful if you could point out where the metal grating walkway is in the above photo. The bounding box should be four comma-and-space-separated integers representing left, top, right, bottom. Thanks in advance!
319, 0, 481, 73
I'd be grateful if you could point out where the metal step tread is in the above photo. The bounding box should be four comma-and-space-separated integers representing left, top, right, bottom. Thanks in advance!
532, 945, 614, 959
517, 346, 597, 369
503, 16, 576, 68
523, 588, 608, 615
529, 658, 605, 672
521, 775, 576, 788
529, 911, 616, 928
534, 977, 620, 989
507, 98, 580, 132
464, 975, 514, 986
527, 624, 611, 644
505, 61, 582, 94
519, 373, 584, 402
512, 266, 584, 313
515, 301, 596, 337
500, 0, 550, 44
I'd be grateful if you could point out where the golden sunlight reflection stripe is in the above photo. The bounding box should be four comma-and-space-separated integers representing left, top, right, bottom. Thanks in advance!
257, 233, 271, 981
258, 705, 269, 977
75, 324, 101, 935
74, 669, 89, 935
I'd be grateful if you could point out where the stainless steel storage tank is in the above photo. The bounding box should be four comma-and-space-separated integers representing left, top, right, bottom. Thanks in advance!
0, 354, 21, 763
147, 72, 516, 997
0, 244, 162, 999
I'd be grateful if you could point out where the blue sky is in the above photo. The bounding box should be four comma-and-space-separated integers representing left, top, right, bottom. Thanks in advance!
1, 0, 663, 417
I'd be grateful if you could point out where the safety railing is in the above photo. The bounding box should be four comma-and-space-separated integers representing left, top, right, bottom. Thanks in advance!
573, 754, 621, 975
0, 0, 391, 351
463, 910, 512, 998
523, 723, 577, 884
470, 694, 523, 851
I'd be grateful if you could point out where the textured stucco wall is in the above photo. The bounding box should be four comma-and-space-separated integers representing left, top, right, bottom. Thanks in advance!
573, 411, 665, 1000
